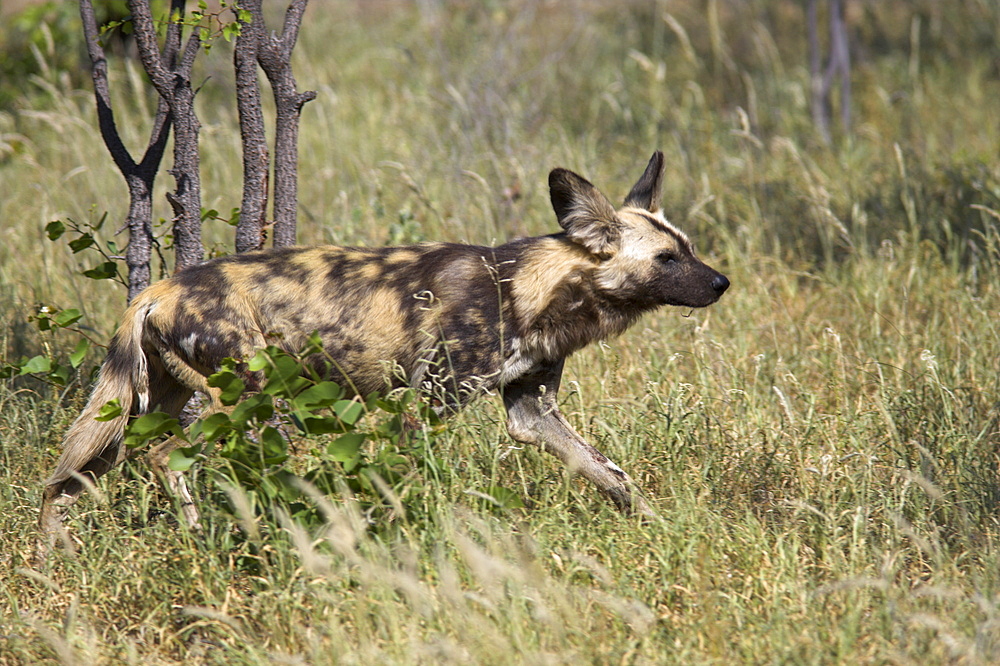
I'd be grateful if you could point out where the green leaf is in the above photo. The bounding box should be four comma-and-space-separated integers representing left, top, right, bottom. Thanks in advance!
483, 485, 525, 510
19, 355, 51, 375
207, 369, 245, 405
294, 381, 344, 410
82, 261, 118, 280
419, 402, 444, 427
373, 390, 415, 414
259, 351, 307, 395
53, 308, 82, 328
95, 398, 123, 421
333, 400, 365, 426
247, 350, 269, 373
48, 364, 71, 386
298, 415, 348, 435
376, 415, 405, 439
230, 394, 273, 427
268, 376, 311, 397
124, 412, 184, 448
69, 339, 90, 368
201, 208, 219, 222
328, 433, 365, 463
69, 234, 95, 253
191, 412, 233, 442
259, 426, 288, 465
34, 310, 51, 331
45, 220, 65, 240
168, 447, 199, 471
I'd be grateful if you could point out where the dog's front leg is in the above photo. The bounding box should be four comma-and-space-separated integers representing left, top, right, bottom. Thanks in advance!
502, 360, 655, 517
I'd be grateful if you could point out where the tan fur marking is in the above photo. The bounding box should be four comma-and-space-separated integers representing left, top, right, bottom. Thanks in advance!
511, 238, 595, 328
358, 262, 385, 281
354, 287, 412, 381
619, 207, 691, 246
386, 250, 420, 265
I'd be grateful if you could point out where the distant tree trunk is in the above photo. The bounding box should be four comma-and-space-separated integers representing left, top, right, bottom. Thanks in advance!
828, 0, 851, 132
256, 0, 317, 248
79, 0, 174, 302
128, 0, 205, 271
807, 0, 851, 145
807, 0, 828, 143
234, 0, 270, 253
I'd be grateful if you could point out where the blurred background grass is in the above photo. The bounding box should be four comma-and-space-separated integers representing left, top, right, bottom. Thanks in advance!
1, 0, 999, 663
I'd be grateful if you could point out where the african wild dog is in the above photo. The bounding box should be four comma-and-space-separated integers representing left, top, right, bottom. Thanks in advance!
35, 151, 729, 562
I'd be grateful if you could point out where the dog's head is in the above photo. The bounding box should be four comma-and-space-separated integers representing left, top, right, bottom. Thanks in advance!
549, 151, 729, 310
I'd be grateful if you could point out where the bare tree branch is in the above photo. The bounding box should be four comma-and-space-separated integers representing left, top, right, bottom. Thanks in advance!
127, 0, 173, 92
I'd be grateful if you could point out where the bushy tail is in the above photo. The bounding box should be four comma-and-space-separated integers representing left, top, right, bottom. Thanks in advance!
44, 299, 154, 487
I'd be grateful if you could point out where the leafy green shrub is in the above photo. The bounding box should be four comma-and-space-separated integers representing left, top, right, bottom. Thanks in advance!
122, 339, 466, 536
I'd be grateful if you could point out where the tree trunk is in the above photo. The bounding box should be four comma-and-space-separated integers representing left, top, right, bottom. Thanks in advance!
808, 0, 851, 145
234, 0, 269, 254
128, 0, 205, 271
79, 0, 174, 300
257, 0, 317, 248
166, 83, 205, 270
807, 0, 831, 144
828, 0, 851, 132
124, 175, 153, 301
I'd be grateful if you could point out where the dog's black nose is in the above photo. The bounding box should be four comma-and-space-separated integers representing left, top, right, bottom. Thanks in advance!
712, 275, 730, 294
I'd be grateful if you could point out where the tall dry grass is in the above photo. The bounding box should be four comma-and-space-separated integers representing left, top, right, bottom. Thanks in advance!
1, 1, 999, 663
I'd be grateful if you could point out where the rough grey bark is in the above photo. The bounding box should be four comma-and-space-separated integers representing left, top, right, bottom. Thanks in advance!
234, 0, 269, 253
128, 0, 205, 271
256, 0, 317, 248
807, 0, 851, 144
79, 0, 174, 302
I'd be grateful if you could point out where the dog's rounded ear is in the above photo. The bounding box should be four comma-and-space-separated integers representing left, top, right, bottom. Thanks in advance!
623, 151, 665, 213
549, 168, 620, 256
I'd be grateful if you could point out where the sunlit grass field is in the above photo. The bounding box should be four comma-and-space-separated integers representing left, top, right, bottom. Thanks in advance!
2, 1, 999, 662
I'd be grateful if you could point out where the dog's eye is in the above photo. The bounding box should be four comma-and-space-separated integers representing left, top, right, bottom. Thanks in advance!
657, 252, 677, 265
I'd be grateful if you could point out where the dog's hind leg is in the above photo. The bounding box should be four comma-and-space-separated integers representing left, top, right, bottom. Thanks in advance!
143, 348, 233, 531
146, 434, 205, 531
502, 360, 656, 517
